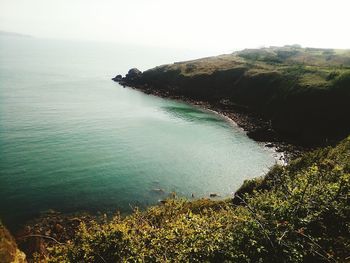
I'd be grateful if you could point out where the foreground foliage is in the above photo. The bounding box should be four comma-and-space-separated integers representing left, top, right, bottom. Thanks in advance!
46, 136, 350, 262
0, 221, 27, 263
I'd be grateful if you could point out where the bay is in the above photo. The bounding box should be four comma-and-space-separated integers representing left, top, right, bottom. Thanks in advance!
0, 36, 275, 228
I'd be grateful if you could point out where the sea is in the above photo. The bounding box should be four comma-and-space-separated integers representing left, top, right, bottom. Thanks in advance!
0, 36, 276, 229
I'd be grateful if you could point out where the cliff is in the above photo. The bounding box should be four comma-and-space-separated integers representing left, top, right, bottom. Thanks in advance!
115, 46, 350, 146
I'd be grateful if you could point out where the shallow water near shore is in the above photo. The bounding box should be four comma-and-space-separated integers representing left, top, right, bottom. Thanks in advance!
0, 36, 276, 229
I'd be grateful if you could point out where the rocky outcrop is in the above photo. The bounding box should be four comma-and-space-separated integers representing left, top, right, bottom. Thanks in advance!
125, 68, 142, 81
112, 74, 122, 81
0, 222, 27, 263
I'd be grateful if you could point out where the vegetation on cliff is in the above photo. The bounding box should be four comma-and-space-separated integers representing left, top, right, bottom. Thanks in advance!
38, 135, 350, 262
119, 46, 350, 145
0, 221, 27, 263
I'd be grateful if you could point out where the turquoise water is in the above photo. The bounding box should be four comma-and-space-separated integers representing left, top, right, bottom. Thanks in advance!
0, 36, 275, 228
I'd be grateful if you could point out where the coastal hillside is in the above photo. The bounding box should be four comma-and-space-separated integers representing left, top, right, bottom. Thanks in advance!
26, 135, 349, 262
116, 46, 350, 146
0, 221, 26, 263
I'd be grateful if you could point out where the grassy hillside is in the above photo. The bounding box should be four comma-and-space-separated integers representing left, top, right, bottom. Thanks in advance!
121, 46, 350, 146
38, 136, 350, 262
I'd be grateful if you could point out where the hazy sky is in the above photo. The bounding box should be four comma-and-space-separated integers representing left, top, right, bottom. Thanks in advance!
1, 0, 349, 52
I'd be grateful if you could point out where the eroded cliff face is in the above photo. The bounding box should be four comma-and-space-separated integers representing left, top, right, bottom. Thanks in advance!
0, 222, 27, 263
114, 46, 350, 146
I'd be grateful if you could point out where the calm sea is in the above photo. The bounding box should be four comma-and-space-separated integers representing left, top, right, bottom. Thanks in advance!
0, 36, 275, 228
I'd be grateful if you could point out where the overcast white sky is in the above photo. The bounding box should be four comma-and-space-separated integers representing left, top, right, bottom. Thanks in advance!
1, 0, 349, 53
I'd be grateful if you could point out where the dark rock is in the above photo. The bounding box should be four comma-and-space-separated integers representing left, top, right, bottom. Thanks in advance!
276, 147, 284, 153
125, 68, 142, 81
265, 143, 274, 148
247, 128, 278, 142
152, 188, 165, 194
112, 74, 122, 81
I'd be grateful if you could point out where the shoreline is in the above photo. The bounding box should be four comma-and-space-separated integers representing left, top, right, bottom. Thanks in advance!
200, 107, 287, 166
11, 79, 310, 259
13, 82, 293, 254
11, 78, 307, 257
117, 80, 307, 163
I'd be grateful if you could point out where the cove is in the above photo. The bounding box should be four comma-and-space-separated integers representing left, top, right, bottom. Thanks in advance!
0, 36, 276, 228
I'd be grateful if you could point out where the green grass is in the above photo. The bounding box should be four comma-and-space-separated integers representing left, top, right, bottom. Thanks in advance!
45, 136, 350, 262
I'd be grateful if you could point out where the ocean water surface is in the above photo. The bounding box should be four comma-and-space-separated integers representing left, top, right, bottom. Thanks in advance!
0, 36, 276, 228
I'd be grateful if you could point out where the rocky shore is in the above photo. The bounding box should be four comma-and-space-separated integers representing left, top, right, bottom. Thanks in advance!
113, 68, 307, 162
